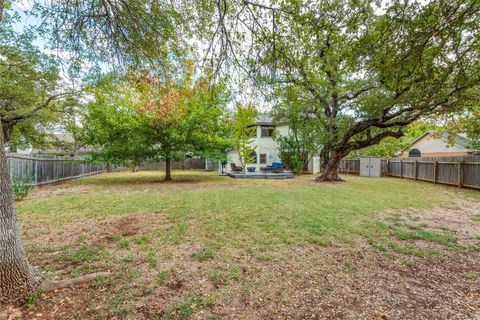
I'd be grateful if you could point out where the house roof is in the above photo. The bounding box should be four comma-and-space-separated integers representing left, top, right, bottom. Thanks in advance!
450, 133, 470, 149
408, 130, 473, 150
255, 114, 274, 125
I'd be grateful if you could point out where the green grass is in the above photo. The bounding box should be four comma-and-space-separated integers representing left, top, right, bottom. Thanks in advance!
162, 293, 213, 320
56, 245, 108, 263
18, 171, 449, 248
18, 171, 464, 254
117, 239, 131, 250
393, 228, 457, 245
134, 235, 152, 245
23, 290, 43, 309
16, 171, 479, 319
147, 251, 158, 268
156, 268, 172, 285
191, 242, 221, 261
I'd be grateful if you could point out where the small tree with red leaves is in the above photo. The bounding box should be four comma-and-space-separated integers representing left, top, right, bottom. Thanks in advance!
77, 70, 231, 181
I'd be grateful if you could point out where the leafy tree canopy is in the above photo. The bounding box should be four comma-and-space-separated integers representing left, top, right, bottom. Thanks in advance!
272, 86, 324, 174
445, 102, 480, 151
38, 0, 194, 77
0, 16, 74, 149
203, 0, 480, 180
75, 68, 231, 180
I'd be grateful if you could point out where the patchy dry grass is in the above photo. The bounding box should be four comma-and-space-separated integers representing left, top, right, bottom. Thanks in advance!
14, 171, 480, 319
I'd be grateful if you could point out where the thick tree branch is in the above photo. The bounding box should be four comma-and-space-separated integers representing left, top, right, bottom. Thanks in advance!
344, 130, 404, 154
339, 85, 377, 101
2, 91, 79, 123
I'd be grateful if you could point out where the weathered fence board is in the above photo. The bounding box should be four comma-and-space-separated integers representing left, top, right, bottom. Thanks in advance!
416, 161, 435, 182
339, 156, 480, 190
338, 159, 360, 174
6, 154, 107, 186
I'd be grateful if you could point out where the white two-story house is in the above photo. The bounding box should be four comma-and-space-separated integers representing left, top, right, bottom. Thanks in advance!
225, 115, 321, 174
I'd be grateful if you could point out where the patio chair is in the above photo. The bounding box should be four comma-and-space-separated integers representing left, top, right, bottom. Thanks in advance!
266, 162, 285, 173
271, 166, 285, 173
230, 163, 243, 173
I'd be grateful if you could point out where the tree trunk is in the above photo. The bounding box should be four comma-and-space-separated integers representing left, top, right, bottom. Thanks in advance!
0, 123, 40, 306
165, 157, 172, 181
319, 146, 331, 172
0, 0, 4, 22
315, 149, 344, 182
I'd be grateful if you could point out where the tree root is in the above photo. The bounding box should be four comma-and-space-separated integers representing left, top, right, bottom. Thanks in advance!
0, 272, 110, 318
39, 272, 110, 292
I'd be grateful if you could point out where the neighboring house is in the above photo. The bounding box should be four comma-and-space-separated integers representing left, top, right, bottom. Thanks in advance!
225, 115, 321, 174
401, 130, 476, 158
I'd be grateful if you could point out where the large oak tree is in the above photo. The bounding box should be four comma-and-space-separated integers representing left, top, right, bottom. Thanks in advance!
0, 5, 81, 305
0, 0, 188, 305
202, 0, 480, 181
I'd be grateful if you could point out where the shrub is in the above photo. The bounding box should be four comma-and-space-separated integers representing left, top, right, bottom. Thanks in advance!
279, 149, 305, 175
12, 175, 35, 200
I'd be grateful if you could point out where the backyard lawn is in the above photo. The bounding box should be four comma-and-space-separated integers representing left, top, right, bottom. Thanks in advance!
14, 171, 480, 319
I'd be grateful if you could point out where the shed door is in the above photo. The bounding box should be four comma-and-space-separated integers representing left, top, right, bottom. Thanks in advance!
360, 158, 381, 177
359, 158, 371, 177
369, 158, 381, 177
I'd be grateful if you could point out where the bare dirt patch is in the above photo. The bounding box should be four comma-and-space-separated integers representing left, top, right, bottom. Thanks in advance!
382, 196, 480, 246
26, 184, 95, 200
17, 244, 480, 320
111, 216, 144, 237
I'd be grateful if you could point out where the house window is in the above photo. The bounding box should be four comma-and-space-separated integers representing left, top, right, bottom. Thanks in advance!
408, 149, 422, 157
260, 154, 267, 164
261, 126, 275, 137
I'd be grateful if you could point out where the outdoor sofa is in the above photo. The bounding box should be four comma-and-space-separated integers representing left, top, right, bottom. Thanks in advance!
260, 162, 285, 173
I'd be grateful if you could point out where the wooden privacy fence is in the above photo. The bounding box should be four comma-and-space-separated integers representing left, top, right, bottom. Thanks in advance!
6, 153, 108, 186
339, 156, 480, 190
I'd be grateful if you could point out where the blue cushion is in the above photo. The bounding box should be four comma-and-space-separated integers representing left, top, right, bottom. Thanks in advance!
271, 162, 284, 168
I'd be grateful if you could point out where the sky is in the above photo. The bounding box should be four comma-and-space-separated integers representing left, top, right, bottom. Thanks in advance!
11, 0, 42, 44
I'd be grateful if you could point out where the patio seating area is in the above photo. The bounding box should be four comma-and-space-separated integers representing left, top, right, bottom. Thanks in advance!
225, 162, 293, 179
226, 171, 294, 179
260, 162, 285, 173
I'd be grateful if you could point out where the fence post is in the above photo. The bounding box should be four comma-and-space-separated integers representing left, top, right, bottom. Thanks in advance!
34, 157, 38, 185
458, 161, 463, 188
414, 160, 418, 180
400, 160, 403, 178
386, 159, 389, 177
54, 155, 58, 183
433, 161, 438, 184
